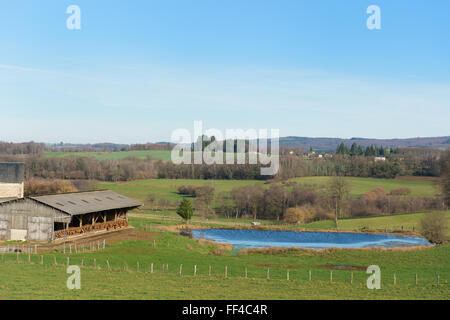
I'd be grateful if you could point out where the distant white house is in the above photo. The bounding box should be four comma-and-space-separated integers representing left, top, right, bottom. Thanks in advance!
374, 156, 386, 162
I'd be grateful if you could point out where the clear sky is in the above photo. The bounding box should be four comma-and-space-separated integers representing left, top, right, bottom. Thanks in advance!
0, 0, 449, 144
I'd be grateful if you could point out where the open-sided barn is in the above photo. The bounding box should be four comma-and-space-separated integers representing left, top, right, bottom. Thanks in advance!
0, 162, 142, 241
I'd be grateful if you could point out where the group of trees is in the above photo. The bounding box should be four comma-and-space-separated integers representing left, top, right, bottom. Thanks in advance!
335, 142, 394, 157
0, 142, 44, 155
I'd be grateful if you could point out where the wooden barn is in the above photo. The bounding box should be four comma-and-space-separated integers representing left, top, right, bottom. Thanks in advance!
0, 190, 142, 241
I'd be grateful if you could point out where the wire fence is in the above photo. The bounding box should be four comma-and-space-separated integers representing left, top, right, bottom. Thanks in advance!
0, 251, 446, 287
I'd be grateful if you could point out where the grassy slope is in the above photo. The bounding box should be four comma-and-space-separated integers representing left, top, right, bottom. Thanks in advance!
98, 176, 438, 203
303, 211, 450, 234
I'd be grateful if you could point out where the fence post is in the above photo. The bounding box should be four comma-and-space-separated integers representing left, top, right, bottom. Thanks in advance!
351, 272, 353, 284
209, 265, 211, 277
151, 263, 153, 274
63, 241, 65, 254
245, 267, 247, 279
394, 273, 396, 285
67, 257, 69, 266
16, 251, 19, 263
179, 264, 183, 276
194, 265, 197, 276
35, 244, 37, 254
330, 271, 333, 283
41, 255, 43, 265
69, 245, 72, 254
287, 270, 289, 281
94, 258, 96, 268
53, 256, 57, 266
137, 262, 140, 272
415, 273, 418, 285
225, 266, 228, 278
437, 274, 440, 285
107, 260, 110, 271
28, 251, 31, 263
309, 270, 311, 281
267, 268, 270, 280
81, 258, 84, 267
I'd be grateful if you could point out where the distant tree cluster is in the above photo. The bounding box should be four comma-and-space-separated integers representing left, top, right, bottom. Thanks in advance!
335, 142, 393, 157
0, 142, 44, 155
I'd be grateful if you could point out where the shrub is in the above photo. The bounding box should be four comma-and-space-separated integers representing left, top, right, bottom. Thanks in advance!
24, 179, 78, 196
419, 211, 448, 244
360, 188, 386, 201
389, 187, 412, 196
284, 207, 313, 224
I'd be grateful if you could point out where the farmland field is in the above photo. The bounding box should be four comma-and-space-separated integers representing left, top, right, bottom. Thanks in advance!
0, 216, 448, 300
98, 176, 439, 203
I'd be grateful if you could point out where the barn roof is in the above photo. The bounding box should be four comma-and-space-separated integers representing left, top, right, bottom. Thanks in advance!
29, 190, 142, 216
0, 197, 19, 204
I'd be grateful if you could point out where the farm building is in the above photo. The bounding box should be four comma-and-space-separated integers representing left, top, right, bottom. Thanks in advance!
0, 162, 142, 241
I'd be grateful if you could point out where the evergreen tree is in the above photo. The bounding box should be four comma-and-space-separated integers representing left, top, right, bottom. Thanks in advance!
176, 198, 194, 224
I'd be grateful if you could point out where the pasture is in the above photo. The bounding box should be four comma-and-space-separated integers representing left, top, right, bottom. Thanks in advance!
0, 216, 448, 299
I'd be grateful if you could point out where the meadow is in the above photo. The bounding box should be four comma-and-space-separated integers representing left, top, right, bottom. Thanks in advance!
98, 176, 439, 203
0, 215, 448, 300
0, 175, 447, 300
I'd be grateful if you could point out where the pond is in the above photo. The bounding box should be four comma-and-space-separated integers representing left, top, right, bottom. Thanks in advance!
191, 228, 431, 250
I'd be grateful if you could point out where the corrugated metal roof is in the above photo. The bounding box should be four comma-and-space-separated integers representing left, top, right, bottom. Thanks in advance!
30, 190, 142, 216
0, 197, 19, 204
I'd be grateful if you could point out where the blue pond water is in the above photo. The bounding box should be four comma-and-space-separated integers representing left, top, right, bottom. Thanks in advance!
191, 229, 431, 249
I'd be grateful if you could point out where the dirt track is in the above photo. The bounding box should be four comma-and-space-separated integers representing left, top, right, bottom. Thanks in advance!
37, 227, 161, 252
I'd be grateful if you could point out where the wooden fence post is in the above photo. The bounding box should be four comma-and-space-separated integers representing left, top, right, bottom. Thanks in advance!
137, 262, 140, 272
351, 272, 353, 284
415, 273, 418, 285
151, 263, 153, 274
330, 271, 333, 283
309, 270, 311, 281
41, 255, 43, 265
287, 270, 289, 281
67, 257, 70, 266
194, 265, 197, 276
209, 265, 211, 277
394, 273, 396, 285
179, 264, 183, 276
107, 260, 110, 271
267, 268, 270, 280
94, 258, 96, 268
53, 256, 57, 266
225, 266, 228, 278
437, 274, 440, 285
245, 267, 247, 279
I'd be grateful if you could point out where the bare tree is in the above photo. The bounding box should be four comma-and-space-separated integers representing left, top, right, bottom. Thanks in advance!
327, 176, 350, 228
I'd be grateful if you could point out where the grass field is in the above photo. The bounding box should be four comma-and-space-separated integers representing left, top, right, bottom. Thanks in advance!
0, 216, 448, 299
1, 176, 446, 300
303, 211, 450, 234
98, 176, 439, 204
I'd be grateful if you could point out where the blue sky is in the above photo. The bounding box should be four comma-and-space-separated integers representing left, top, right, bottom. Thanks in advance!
0, 0, 449, 143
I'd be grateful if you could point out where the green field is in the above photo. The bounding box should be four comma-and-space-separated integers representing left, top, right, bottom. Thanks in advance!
0, 216, 448, 299
98, 176, 439, 204
44, 150, 172, 161
303, 211, 450, 234
1, 176, 447, 300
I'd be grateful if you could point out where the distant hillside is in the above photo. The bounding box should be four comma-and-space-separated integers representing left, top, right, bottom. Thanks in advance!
279, 136, 450, 152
